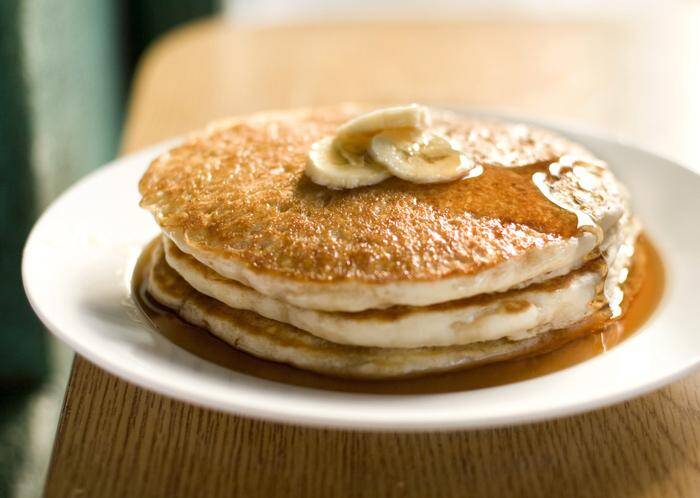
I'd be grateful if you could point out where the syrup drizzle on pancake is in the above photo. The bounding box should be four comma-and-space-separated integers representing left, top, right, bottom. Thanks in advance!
529, 154, 636, 317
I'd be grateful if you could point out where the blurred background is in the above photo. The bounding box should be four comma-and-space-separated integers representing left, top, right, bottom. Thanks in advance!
1, 0, 698, 496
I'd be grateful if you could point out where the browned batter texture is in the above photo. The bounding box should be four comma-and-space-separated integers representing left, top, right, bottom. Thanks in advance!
139, 105, 624, 284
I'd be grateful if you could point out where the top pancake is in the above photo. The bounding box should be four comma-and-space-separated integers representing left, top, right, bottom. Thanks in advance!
139, 105, 628, 311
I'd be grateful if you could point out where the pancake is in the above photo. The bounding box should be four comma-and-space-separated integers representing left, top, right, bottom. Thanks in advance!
163, 237, 608, 348
139, 105, 629, 312
144, 238, 645, 379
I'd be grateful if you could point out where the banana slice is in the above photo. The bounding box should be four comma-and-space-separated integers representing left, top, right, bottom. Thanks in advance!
369, 129, 477, 184
335, 104, 431, 154
306, 137, 390, 189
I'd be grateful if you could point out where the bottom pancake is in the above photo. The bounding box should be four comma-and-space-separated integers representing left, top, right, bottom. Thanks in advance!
144, 240, 645, 380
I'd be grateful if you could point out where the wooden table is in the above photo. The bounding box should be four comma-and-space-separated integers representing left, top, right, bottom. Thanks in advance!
46, 16, 700, 497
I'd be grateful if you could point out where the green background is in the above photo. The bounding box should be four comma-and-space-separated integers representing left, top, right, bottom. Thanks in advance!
0, 1, 219, 496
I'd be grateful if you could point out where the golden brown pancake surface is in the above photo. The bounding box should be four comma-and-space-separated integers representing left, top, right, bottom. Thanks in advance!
139, 105, 622, 284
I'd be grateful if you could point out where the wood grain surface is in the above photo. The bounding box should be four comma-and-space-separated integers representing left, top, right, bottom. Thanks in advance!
46, 15, 700, 498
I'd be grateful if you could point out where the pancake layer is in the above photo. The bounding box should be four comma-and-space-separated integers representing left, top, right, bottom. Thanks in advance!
140, 106, 628, 311
163, 237, 607, 348
144, 239, 644, 379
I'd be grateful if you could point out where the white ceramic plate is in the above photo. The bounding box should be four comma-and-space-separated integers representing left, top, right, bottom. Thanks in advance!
22, 115, 700, 431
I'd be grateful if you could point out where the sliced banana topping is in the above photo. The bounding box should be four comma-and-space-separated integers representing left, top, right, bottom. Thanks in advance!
370, 128, 478, 184
306, 137, 390, 189
335, 104, 431, 154
306, 104, 479, 189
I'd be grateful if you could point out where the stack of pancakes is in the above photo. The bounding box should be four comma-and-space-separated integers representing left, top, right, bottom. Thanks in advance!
139, 105, 642, 379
